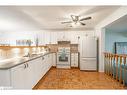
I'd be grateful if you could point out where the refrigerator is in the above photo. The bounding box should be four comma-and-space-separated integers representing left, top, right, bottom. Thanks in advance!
79, 36, 97, 71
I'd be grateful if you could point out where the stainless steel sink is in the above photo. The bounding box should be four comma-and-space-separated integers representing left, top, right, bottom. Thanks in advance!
23, 53, 38, 58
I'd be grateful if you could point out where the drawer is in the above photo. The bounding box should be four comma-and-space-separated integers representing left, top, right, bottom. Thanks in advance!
71, 54, 75, 57
80, 58, 96, 70
73, 63, 78, 67
71, 56, 75, 59
75, 59, 78, 63
71, 62, 78, 67
75, 53, 78, 56
71, 59, 75, 63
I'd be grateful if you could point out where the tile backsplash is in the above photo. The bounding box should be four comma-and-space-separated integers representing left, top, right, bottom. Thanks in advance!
0, 46, 45, 60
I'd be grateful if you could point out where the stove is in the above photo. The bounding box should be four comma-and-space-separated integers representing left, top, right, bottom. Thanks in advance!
57, 47, 70, 68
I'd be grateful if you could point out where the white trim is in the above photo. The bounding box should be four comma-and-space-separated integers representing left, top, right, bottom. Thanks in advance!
95, 6, 127, 72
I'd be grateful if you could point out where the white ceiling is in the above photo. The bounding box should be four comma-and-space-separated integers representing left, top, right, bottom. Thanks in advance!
0, 6, 120, 32
105, 14, 127, 32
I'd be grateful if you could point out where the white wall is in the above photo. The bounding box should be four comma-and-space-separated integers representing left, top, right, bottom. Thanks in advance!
105, 30, 127, 53
95, 6, 127, 72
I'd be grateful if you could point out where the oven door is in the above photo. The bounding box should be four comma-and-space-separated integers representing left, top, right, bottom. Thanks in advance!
57, 51, 70, 68
57, 52, 70, 63
58, 53, 68, 62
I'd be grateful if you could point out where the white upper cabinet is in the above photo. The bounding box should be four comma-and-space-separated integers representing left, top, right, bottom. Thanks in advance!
37, 30, 95, 45
50, 32, 57, 44
65, 32, 78, 44
39, 31, 57, 45
44, 32, 50, 45
57, 32, 65, 41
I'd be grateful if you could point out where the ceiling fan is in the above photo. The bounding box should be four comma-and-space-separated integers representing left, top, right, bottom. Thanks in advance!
61, 15, 92, 26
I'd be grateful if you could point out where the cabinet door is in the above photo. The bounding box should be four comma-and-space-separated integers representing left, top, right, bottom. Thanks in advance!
71, 53, 79, 67
11, 62, 37, 89
44, 31, 50, 44
52, 53, 56, 66
47, 54, 52, 70
11, 64, 26, 89
50, 32, 57, 44
71, 53, 75, 67
10, 55, 53, 89
27, 57, 44, 88
38, 57, 45, 80
66, 32, 78, 44
43, 54, 52, 74
57, 32, 64, 41
30, 58, 40, 87
74, 53, 79, 67
0, 70, 11, 87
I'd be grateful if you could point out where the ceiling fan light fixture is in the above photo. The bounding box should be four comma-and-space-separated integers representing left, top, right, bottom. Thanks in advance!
71, 22, 75, 26
76, 22, 80, 25
61, 15, 91, 27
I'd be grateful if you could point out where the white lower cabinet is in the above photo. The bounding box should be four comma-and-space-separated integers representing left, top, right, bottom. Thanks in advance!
52, 53, 56, 66
11, 63, 27, 89
11, 58, 42, 89
0, 69, 11, 87
71, 53, 79, 67
0, 53, 53, 89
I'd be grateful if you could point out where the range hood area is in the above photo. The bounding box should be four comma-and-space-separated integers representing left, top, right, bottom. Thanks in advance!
57, 41, 71, 45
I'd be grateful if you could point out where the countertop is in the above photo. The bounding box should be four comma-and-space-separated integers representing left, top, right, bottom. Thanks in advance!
0, 52, 52, 70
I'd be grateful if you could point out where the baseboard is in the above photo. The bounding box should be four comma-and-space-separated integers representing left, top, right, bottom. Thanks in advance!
52, 66, 56, 68
71, 67, 79, 69
53, 66, 79, 69
80, 70, 97, 72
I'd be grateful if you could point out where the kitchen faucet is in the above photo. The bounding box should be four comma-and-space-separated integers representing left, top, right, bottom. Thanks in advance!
24, 52, 31, 57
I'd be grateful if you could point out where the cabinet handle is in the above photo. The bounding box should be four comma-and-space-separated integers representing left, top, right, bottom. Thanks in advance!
26, 63, 29, 68
42, 57, 44, 60
24, 64, 26, 69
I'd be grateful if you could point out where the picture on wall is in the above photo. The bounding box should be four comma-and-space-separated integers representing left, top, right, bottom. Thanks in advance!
114, 42, 127, 54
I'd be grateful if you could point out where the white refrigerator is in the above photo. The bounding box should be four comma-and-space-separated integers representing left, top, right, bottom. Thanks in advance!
79, 36, 97, 71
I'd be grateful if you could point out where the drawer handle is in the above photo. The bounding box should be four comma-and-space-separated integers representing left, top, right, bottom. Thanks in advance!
24, 64, 26, 69
26, 63, 29, 68
42, 57, 44, 60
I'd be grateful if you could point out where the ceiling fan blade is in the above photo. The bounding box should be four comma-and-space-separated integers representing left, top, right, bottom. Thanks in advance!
71, 15, 76, 21
80, 22, 86, 26
80, 17, 92, 21
61, 21, 72, 24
